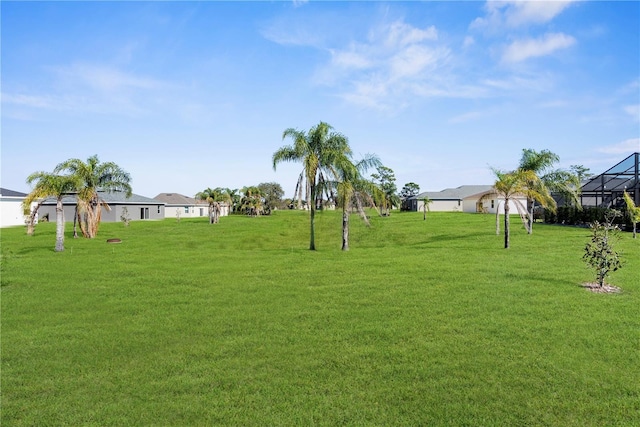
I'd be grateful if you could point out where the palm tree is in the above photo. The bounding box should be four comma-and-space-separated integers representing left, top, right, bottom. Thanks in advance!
420, 196, 433, 221
518, 149, 579, 233
54, 155, 132, 238
25, 172, 79, 251
196, 187, 231, 223
623, 191, 640, 238
483, 169, 541, 249
240, 186, 264, 217
273, 121, 352, 250
333, 154, 381, 251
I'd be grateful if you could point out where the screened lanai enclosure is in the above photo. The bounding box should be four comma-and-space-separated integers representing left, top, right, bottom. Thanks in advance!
580, 152, 639, 208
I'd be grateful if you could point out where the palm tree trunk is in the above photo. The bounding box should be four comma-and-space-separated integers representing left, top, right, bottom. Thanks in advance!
495, 201, 501, 235
26, 217, 35, 236
26, 202, 42, 236
528, 198, 534, 234
342, 207, 349, 251
73, 205, 79, 238
504, 199, 511, 249
309, 181, 316, 250
87, 195, 100, 238
55, 198, 65, 252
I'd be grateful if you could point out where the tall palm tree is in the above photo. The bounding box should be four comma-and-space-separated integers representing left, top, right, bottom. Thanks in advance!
273, 121, 352, 250
483, 169, 541, 249
196, 187, 231, 223
518, 149, 579, 233
333, 154, 381, 251
25, 172, 79, 251
54, 155, 132, 238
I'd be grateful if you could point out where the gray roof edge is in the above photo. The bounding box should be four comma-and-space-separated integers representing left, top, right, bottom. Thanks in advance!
0, 188, 28, 197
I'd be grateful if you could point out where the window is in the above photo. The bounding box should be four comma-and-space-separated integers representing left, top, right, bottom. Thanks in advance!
140, 207, 149, 219
157, 206, 161, 214
184, 206, 189, 214
491, 200, 495, 209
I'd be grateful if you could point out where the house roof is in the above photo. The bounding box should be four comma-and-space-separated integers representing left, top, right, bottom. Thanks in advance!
154, 193, 200, 206
155, 193, 210, 206
41, 190, 164, 205
413, 185, 494, 201
0, 188, 28, 198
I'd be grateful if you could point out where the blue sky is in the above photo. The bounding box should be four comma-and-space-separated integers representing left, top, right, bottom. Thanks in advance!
2, 1, 639, 198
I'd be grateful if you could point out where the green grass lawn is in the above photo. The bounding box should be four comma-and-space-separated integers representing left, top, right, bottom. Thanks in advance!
1, 210, 638, 426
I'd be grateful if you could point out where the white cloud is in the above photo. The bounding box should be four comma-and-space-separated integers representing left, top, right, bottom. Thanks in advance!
463, 36, 475, 48
471, 0, 577, 31
502, 32, 576, 63
316, 19, 457, 109
598, 138, 640, 154
383, 21, 437, 47
623, 104, 639, 122
389, 45, 449, 80
3, 63, 177, 120
2, 93, 55, 109
448, 110, 485, 124
503, 1, 577, 27
330, 49, 372, 70
54, 63, 163, 92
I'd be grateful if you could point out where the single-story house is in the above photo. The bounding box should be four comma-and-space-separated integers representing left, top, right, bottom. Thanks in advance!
409, 185, 528, 214
39, 190, 165, 223
0, 188, 30, 227
154, 193, 229, 219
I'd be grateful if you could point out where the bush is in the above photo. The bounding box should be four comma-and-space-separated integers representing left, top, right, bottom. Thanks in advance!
583, 216, 623, 287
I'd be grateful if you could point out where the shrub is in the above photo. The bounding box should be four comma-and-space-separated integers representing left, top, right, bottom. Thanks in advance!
583, 212, 623, 287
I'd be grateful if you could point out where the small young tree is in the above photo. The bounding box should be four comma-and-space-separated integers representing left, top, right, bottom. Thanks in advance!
121, 207, 131, 226
583, 210, 623, 288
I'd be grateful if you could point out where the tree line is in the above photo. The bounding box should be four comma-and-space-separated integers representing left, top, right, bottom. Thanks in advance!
22, 124, 637, 255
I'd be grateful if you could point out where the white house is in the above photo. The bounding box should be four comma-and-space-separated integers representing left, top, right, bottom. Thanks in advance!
154, 193, 229, 219
410, 185, 528, 214
0, 188, 30, 228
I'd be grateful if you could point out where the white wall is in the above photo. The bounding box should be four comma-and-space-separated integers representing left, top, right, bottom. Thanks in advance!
166, 204, 230, 219
0, 197, 28, 228
417, 200, 463, 212
467, 196, 527, 215
415, 196, 528, 214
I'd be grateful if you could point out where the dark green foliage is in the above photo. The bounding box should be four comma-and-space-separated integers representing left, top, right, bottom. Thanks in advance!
583, 219, 623, 287
257, 182, 285, 210
545, 206, 633, 230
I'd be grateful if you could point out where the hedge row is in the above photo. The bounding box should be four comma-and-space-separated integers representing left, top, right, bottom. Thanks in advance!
543, 206, 633, 229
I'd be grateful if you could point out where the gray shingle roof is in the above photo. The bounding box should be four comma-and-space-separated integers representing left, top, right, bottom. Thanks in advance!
413, 185, 494, 201
40, 190, 164, 205
153, 193, 208, 206
0, 188, 28, 197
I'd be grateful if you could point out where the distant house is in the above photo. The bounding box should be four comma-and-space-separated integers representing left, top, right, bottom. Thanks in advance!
39, 190, 165, 223
154, 193, 229, 219
409, 185, 528, 214
0, 188, 29, 228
